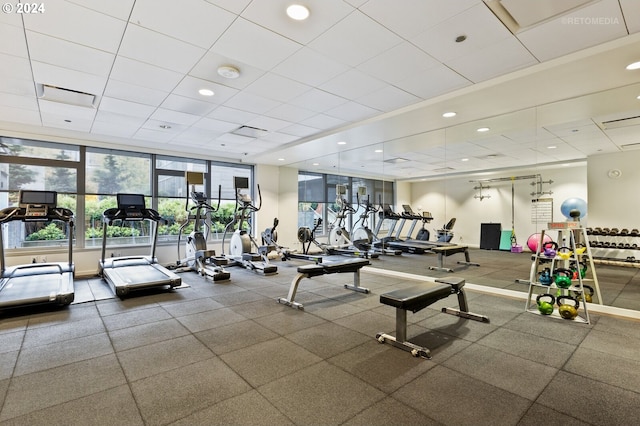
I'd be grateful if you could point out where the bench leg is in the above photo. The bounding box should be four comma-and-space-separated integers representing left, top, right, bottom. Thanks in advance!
428, 252, 453, 272
441, 288, 490, 323
277, 273, 306, 309
343, 269, 370, 294
456, 249, 480, 267
376, 308, 431, 359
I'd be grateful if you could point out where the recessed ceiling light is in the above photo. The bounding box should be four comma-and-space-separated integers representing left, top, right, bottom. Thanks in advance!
312, 162, 319, 166
217, 65, 240, 79
461, 158, 469, 162
547, 145, 557, 149
374, 149, 383, 153
442, 112, 456, 118
287, 4, 310, 20
159, 124, 171, 129
337, 141, 347, 145
626, 61, 640, 70
198, 89, 214, 96
477, 127, 490, 132
278, 158, 285, 161
637, 95, 640, 100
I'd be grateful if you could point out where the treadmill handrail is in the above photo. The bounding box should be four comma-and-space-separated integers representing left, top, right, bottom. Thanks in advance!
103, 207, 166, 224
6, 262, 65, 277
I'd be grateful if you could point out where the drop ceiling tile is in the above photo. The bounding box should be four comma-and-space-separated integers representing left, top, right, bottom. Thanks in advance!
191, 117, 239, 132
27, 31, 115, 77
133, 128, 176, 143
0, 105, 41, 125
31, 61, 107, 96
103, 79, 169, 106
118, 24, 206, 74
206, 0, 252, 15
149, 108, 200, 126
91, 119, 140, 138
207, 106, 257, 124
356, 85, 421, 112
173, 127, 219, 144
259, 132, 298, 144
300, 113, 347, 129
516, 0, 627, 61
266, 103, 317, 123
160, 94, 217, 116
308, 10, 402, 67
38, 99, 97, 120
289, 88, 348, 112
190, 51, 266, 90
224, 91, 281, 114
0, 6, 23, 26
241, 0, 354, 44
361, 0, 478, 39
67, 0, 135, 20
41, 113, 93, 132
172, 76, 239, 104
357, 41, 440, 85
94, 110, 147, 128
0, 93, 38, 111
130, 0, 235, 48
212, 18, 302, 70
0, 22, 28, 57
394, 64, 471, 99
281, 123, 321, 137
324, 101, 380, 122
0, 77, 36, 97
411, 3, 512, 63
446, 36, 538, 83
319, 68, 387, 100
244, 73, 312, 103
620, 0, 640, 33
23, 2, 127, 53
99, 97, 156, 118
272, 48, 349, 87
0, 53, 32, 81
110, 56, 183, 92
245, 116, 291, 132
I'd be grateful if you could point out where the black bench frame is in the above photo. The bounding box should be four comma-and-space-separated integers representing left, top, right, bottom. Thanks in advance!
428, 245, 480, 272
376, 277, 489, 359
277, 258, 370, 309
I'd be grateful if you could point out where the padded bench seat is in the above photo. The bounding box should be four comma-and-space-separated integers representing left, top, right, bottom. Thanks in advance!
278, 258, 371, 309
428, 245, 480, 272
376, 277, 489, 359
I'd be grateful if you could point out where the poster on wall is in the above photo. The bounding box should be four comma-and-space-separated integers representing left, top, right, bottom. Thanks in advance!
531, 198, 553, 224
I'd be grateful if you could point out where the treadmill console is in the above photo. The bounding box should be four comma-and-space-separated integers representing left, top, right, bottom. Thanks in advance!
117, 193, 146, 220
19, 190, 57, 221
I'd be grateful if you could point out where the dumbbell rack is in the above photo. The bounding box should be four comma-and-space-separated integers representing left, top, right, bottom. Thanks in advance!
525, 225, 602, 324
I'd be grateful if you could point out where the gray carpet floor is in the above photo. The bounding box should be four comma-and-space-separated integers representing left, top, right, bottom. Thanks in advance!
1, 248, 639, 425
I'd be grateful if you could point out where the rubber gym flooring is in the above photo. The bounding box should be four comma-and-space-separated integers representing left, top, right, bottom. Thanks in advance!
1, 248, 640, 425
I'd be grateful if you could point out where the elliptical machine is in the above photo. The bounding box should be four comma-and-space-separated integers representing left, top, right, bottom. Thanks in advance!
222, 177, 277, 274
176, 172, 230, 282
351, 187, 402, 256
328, 184, 355, 247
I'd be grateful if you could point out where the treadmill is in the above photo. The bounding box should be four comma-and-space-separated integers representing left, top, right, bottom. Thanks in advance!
99, 193, 181, 297
0, 190, 75, 309
373, 204, 427, 254
400, 205, 454, 248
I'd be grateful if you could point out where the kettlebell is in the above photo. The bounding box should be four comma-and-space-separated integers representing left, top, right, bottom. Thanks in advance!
553, 268, 572, 289
575, 243, 587, 255
538, 268, 553, 285
542, 241, 558, 257
536, 293, 555, 315
569, 260, 587, 279
557, 295, 579, 320
574, 285, 594, 303
557, 246, 573, 260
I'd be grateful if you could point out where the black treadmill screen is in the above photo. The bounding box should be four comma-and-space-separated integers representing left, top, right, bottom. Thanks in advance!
234, 176, 249, 189
19, 190, 57, 206
117, 194, 146, 210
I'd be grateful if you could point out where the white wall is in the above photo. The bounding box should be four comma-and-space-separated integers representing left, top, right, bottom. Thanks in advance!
410, 163, 588, 247
587, 150, 640, 229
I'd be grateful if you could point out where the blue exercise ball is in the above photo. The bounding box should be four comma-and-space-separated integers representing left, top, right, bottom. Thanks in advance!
560, 198, 587, 219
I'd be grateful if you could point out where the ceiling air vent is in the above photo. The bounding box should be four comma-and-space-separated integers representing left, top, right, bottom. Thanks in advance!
433, 167, 455, 173
620, 142, 640, 151
484, 0, 597, 33
601, 115, 640, 130
384, 157, 410, 164
37, 84, 96, 107
231, 125, 269, 138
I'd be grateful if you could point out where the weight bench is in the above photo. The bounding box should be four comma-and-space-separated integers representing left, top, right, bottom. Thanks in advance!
428, 245, 480, 272
376, 277, 489, 359
277, 258, 370, 309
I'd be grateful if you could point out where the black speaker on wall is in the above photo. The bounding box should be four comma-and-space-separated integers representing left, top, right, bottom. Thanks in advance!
480, 223, 502, 250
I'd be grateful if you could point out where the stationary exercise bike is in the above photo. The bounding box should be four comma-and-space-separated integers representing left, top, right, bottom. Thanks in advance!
222, 177, 277, 274
262, 217, 323, 263
176, 172, 230, 281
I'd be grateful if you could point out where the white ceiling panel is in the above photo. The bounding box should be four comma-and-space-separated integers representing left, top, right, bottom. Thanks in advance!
446, 36, 537, 83
224, 91, 281, 115
26, 31, 115, 77
103, 80, 169, 106
0, 106, 41, 126
190, 51, 266, 90
394, 64, 471, 99
207, 106, 257, 125
289, 89, 348, 113
98, 97, 155, 118
206, 0, 252, 15
31, 61, 107, 96
273, 48, 349, 87
411, 3, 512, 63
244, 73, 312, 103
281, 123, 321, 138
357, 41, 440, 85
133, 127, 176, 143
308, 11, 402, 67
93, 110, 147, 127
320, 68, 387, 100
109, 57, 183, 92
0, 22, 28, 57
361, 0, 479, 39
212, 18, 302, 71
118, 25, 206, 74
23, 2, 126, 53
67, 0, 135, 20
324, 101, 380, 122
516, 0, 628, 61
356, 85, 421, 112
191, 117, 238, 132
620, 0, 640, 33
245, 116, 291, 132
171, 76, 239, 104
259, 132, 299, 144
266, 104, 317, 123
160, 94, 217, 116
241, 0, 354, 45
41, 113, 93, 132
300, 113, 347, 130
0, 93, 38, 111
38, 99, 97, 120
149, 109, 200, 126
130, 0, 235, 49
0, 53, 33, 84
90, 120, 138, 138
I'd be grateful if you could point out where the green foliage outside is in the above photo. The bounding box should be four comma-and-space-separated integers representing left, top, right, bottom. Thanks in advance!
25, 223, 66, 241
